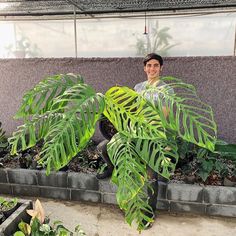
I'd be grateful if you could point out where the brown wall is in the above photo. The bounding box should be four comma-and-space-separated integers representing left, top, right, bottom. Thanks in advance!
0, 57, 235, 143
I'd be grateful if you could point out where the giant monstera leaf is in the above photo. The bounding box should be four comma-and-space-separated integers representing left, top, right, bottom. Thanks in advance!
132, 137, 178, 179
107, 133, 154, 231
15, 73, 84, 119
107, 133, 148, 206
9, 74, 105, 174
125, 185, 154, 232
104, 86, 166, 140
9, 112, 63, 155
141, 77, 217, 151
39, 92, 104, 174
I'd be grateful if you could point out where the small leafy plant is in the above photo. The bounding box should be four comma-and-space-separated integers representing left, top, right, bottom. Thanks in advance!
14, 199, 86, 236
0, 197, 18, 212
9, 73, 217, 231
197, 141, 236, 181
176, 139, 236, 183
0, 197, 18, 220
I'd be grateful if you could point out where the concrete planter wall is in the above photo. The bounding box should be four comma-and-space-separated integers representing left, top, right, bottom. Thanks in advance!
0, 168, 236, 218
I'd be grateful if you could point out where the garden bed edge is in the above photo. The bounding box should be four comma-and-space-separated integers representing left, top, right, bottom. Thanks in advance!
0, 168, 236, 218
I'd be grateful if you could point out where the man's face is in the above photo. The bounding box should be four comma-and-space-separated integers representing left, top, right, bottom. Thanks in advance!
144, 59, 162, 80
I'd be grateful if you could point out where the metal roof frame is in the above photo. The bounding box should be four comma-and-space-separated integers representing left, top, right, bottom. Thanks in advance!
0, 0, 235, 18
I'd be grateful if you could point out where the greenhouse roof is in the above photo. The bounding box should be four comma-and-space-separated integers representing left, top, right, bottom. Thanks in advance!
0, 0, 235, 17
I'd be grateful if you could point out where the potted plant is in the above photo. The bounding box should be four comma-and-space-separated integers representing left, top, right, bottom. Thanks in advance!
9, 73, 217, 232
0, 197, 18, 218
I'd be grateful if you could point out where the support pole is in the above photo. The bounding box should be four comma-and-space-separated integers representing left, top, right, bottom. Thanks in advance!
234, 23, 236, 56
73, 6, 78, 58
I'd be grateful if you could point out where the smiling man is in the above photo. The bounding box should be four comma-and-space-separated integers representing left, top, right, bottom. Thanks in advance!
134, 53, 171, 118
134, 53, 174, 228
97, 53, 173, 229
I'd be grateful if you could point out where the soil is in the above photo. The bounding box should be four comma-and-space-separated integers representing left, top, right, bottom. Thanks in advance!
171, 168, 223, 186
1, 117, 235, 187
0, 140, 232, 186
0, 140, 103, 175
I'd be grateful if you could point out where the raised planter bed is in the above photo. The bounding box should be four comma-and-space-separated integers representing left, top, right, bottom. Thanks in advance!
0, 168, 236, 218
0, 198, 32, 236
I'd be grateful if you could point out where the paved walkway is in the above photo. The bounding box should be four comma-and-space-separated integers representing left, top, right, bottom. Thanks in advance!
37, 198, 236, 236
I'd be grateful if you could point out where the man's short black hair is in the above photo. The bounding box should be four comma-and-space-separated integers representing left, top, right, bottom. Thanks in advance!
143, 53, 163, 66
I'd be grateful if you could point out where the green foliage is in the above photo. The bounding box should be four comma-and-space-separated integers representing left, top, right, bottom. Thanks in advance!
0, 197, 18, 211
15, 73, 84, 118
214, 141, 236, 160
196, 142, 236, 182
143, 77, 217, 151
10, 73, 217, 231
0, 122, 8, 150
15, 215, 85, 236
14, 200, 86, 236
177, 139, 236, 182
133, 138, 178, 179
125, 184, 154, 231
14, 232, 25, 236
103, 81, 216, 230
9, 74, 105, 174
107, 133, 149, 205
104, 86, 166, 139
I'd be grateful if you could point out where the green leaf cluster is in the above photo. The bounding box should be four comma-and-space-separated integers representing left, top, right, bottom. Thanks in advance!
177, 139, 236, 182
9, 74, 105, 174
0, 197, 18, 211
196, 141, 236, 181
14, 199, 86, 236
14, 213, 86, 236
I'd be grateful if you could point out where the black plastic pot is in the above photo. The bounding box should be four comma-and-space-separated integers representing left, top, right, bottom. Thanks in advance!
99, 118, 117, 140
59, 165, 69, 172
0, 212, 4, 224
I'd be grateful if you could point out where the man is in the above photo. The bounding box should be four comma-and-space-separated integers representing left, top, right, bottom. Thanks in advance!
134, 53, 173, 228
97, 53, 172, 229
134, 53, 170, 118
